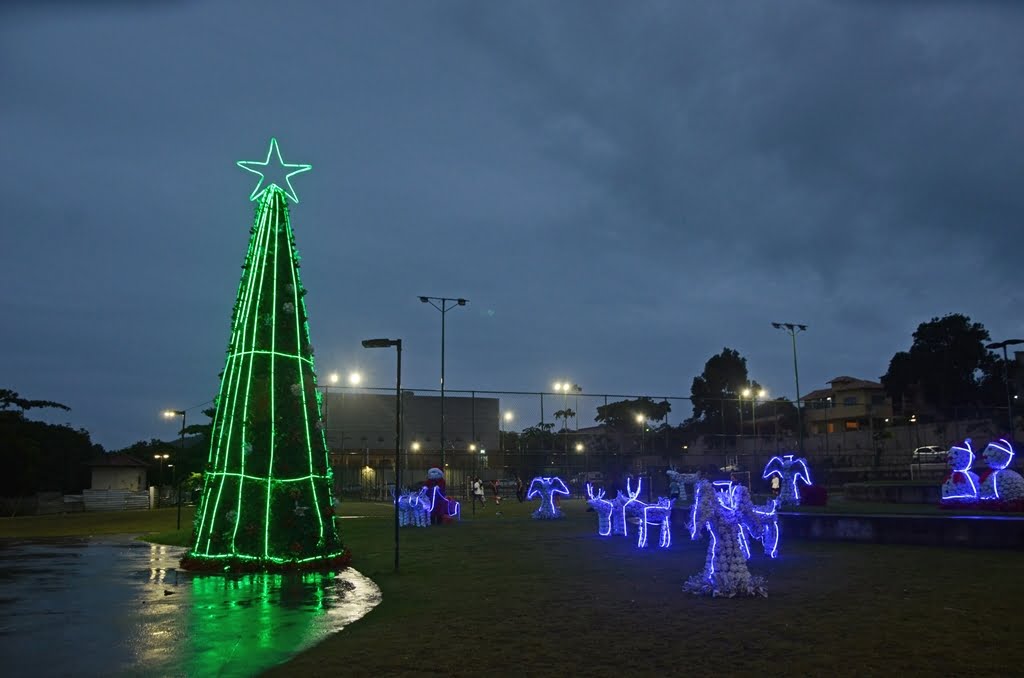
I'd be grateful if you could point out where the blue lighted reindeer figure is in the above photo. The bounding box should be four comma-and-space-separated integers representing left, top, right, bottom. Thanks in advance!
586, 484, 614, 536
637, 496, 674, 549
608, 479, 643, 536
528, 476, 570, 519
685, 479, 780, 597
762, 454, 812, 506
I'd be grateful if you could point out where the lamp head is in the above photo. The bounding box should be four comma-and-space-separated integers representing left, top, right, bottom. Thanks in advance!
362, 338, 398, 348
419, 296, 429, 303
457, 298, 467, 306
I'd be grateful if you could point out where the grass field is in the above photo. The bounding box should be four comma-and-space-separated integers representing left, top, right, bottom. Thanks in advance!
5, 501, 1024, 676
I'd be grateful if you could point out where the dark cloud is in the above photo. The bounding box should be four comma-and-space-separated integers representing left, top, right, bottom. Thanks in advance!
2, 1, 1022, 448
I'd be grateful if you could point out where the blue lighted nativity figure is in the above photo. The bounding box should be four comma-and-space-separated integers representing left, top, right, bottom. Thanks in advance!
586, 483, 614, 536
978, 439, 1024, 504
619, 477, 648, 537
684, 480, 780, 598
940, 440, 979, 505
762, 454, 812, 506
666, 469, 701, 502
528, 476, 570, 519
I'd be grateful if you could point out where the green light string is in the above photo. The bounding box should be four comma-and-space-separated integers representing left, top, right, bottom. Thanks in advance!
263, 191, 282, 558
196, 193, 273, 550
202, 471, 332, 483
227, 192, 277, 550
282, 203, 327, 542
225, 349, 314, 365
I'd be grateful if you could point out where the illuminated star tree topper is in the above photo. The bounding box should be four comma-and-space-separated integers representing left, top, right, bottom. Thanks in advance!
237, 137, 313, 203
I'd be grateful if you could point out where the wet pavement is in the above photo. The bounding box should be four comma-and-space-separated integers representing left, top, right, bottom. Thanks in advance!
0, 537, 380, 677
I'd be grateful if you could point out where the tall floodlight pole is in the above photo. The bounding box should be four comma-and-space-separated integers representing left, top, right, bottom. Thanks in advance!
985, 339, 1024, 443
419, 296, 468, 469
362, 337, 402, 572
772, 322, 808, 454
162, 409, 186, 529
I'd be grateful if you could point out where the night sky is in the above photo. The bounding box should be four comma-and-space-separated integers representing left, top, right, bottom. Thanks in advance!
3, 1, 1023, 450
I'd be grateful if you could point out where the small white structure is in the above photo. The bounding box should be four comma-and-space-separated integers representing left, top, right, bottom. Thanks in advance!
88, 454, 149, 491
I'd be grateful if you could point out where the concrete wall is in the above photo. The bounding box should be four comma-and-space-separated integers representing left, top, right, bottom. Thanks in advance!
780, 512, 1024, 549
91, 467, 146, 491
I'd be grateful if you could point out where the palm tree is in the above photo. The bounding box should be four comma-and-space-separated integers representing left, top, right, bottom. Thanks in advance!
554, 408, 576, 453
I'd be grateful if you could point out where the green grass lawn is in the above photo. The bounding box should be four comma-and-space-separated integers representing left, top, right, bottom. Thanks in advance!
6, 500, 1024, 676
273, 499, 1024, 677
0, 506, 195, 539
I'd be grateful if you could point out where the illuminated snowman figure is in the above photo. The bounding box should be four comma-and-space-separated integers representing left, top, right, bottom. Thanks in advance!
977, 439, 1024, 502
940, 440, 979, 504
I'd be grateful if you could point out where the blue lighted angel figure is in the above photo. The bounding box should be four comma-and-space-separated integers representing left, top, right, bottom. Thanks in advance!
528, 476, 570, 519
684, 480, 779, 597
762, 454, 812, 506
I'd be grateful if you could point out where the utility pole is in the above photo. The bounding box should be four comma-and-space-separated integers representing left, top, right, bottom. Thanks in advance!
419, 296, 468, 468
772, 322, 808, 454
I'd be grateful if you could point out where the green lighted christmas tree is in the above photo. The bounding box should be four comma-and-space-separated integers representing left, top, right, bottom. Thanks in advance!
181, 139, 348, 572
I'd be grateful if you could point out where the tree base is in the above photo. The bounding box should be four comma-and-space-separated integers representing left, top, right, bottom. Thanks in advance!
683, 573, 768, 598
179, 550, 351, 574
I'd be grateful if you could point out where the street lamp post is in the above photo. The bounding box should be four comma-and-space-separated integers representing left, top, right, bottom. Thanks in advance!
162, 409, 186, 529
825, 396, 831, 454
573, 384, 582, 430
419, 296, 468, 469
985, 339, 1024, 443
362, 337, 403, 573
740, 387, 750, 448
772, 322, 808, 454
153, 453, 170, 505
636, 413, 646, 456
501, 411, 513, 456
753, 389, 766, 452
575, 442, 585, 494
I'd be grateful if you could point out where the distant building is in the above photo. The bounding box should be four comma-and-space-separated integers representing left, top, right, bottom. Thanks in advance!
88, 454, 149, 491
802, 376, 893, 435
322, 390, 499, 467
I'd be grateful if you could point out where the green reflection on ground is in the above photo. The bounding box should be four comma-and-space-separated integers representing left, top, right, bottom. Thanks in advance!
134, 545, 379, 678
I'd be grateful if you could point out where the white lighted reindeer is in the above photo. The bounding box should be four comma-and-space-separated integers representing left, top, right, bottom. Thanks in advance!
586, 484, 615, 536
637, 496, 675, 549
609, 481, 642, 536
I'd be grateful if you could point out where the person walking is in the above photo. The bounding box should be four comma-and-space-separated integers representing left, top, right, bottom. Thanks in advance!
472, 477, 486, 508
515, 475, 525, 503
490, 479, 503, 506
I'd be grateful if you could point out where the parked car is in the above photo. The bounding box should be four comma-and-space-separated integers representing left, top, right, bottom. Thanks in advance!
911, 445, 948, 464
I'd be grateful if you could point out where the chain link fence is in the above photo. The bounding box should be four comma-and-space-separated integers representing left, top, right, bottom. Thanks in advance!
324, 386, 1020, 499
